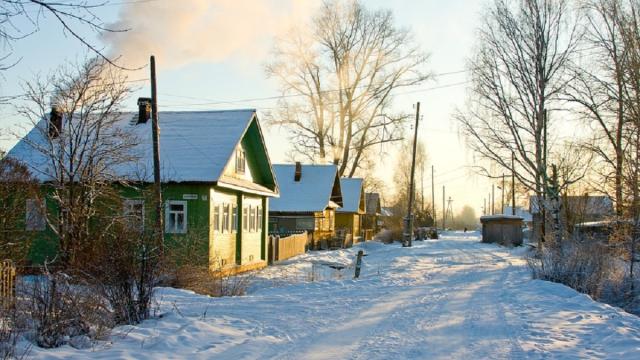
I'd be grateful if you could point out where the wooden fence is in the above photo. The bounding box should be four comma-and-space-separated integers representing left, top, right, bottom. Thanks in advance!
1, 259, 16, 309
269, 232, 308, 264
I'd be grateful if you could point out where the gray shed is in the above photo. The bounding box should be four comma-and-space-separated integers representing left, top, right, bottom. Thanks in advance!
480, 215, 524, 246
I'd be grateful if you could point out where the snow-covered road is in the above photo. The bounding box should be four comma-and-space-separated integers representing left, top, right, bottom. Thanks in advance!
31, 232, 640, 359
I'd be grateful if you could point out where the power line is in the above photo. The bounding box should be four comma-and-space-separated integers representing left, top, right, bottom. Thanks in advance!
0, 78, 150, 101
159, 80, 471, 109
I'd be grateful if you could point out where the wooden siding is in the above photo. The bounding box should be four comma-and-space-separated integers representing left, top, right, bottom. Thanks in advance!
240, 194, 264, 266
209, 187, 237, 268
335, 213, 362, 238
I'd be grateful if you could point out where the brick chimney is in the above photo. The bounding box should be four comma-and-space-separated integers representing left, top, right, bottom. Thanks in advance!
294, 161, 302, 182
137, 97, 152, 124
48, 103, 63, 138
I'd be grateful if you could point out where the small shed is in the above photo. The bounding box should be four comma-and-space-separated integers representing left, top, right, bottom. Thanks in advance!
480, 215, 524, 246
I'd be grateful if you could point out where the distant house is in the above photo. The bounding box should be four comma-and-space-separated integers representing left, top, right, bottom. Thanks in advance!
380, 206, 394, 228
503, 206, 533, 228
362, 193, 382, 239
335, 178, 366, 243
269, 163, 343, 249
7, 108, 279, 273
529, 195, 614, 241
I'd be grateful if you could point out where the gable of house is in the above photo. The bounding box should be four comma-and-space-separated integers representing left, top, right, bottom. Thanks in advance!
337, 178, 365, 214
270, 164, 343, 213
365, 193, 381, 215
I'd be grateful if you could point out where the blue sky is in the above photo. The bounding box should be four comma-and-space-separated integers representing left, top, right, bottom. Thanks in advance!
0, 0, 500, 218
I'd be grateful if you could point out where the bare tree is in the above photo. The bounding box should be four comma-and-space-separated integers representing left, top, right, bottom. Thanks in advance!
15, 57, 139, 266
392, 139, 433, 226
564, 0, 632, 215
457, 0, 581, 245
0, 156, 39, 262
266, 0, 429, 177
0, 1, 129, 70
617, 0, 640, 283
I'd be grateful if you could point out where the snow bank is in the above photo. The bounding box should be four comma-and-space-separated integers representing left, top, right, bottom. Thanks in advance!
21, 234, 640, 359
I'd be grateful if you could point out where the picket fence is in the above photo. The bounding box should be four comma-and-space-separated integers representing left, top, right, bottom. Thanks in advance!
1, 259, 16, 309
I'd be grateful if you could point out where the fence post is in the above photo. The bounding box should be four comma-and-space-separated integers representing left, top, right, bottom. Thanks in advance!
354, 250, 364, 279
1, 259, 17, 309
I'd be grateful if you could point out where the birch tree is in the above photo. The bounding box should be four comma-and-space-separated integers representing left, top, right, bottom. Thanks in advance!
266, 0, 429, 177
457, 0, 581, 245
564, 0, 632, 215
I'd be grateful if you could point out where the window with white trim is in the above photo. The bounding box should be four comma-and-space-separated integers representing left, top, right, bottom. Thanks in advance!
249, 205, 255, 232
166, 200, 187, 234
243, 206, 248, 231
26, 199, 46, 231
213, 204, 220, 232
256, 206, 262, 232
124, 199, 144, 231
235, 148, 246, 174
222, 203, 230, 233
232, 204, 238, 232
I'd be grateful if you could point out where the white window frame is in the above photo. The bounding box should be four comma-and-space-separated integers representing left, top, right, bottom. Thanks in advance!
236, 148, 246, 174
256, 206, 262, 232
213, 203, 221, 232
232, 204, 238, 232
165, 200, 188, 234
222, 203, 230, 233
26, 199, 46, 231
243, 206, 249, 231
123, 199, 145, 232
249, 205, 255, 232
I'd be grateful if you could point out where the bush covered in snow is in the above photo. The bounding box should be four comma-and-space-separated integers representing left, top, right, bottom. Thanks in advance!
528, 237, 640, 315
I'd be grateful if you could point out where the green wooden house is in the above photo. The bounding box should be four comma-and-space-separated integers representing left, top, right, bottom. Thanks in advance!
6, 108, 279, 273
335, 178, 366, 243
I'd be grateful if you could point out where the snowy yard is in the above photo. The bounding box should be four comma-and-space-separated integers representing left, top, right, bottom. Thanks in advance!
26, 232, 640, 359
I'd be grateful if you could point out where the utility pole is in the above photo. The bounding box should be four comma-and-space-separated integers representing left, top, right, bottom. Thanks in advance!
501, 173, 505, 215
421, 162, 425, 213
403, 102, 420, 247
442, 186, 446, 231
492, 185, 496, 215
446, 197, 454, 228
431, 165, 436, 228
483, 198, 486, 216
512, 152, 516, 216
150, 55, 164, 254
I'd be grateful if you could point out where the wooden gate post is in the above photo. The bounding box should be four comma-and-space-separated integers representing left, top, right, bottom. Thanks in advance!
354, 250, 364, 279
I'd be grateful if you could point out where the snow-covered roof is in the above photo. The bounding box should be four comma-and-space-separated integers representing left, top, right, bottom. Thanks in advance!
529, 195, 613, 215
381, 207, 394, 217
7, 110, 277, 193
337, 178, 364, 214
270, 164, 342, 213
503, 206, 533, 222
480, 215, 524, 222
